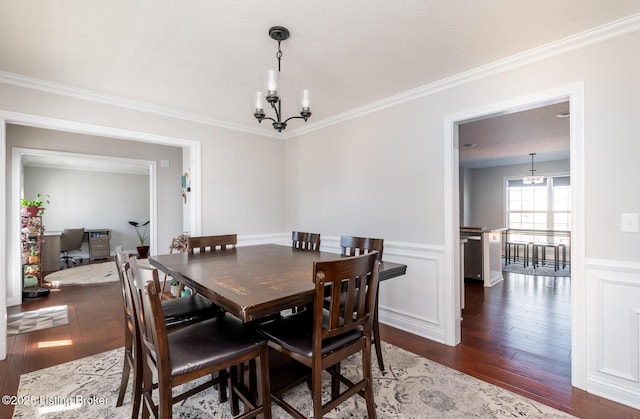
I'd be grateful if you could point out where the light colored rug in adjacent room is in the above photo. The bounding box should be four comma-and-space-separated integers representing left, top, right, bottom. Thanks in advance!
7, 305, 69, 336
44, 262, 118, 286
13, 342, 575, 418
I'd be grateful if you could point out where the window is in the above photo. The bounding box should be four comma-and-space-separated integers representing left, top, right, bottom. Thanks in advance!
507, 175, 571, 232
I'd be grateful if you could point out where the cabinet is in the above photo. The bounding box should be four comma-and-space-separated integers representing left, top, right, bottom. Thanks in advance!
21, 215, 50, 297
88, 229, 111, 262
461, 227, 506, 287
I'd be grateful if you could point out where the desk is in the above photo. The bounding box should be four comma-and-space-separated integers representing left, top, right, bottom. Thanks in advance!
150, 244, 407, 323
86, 229, 111, 262
42, 231, 61, 272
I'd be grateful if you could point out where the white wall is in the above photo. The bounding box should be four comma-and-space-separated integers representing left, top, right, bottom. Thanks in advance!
468, 159, 570, 228
286, 29, 640, 408
24, 166, 150, 252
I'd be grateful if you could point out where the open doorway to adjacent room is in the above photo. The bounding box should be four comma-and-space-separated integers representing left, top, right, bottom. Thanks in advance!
457, 97, 574, 398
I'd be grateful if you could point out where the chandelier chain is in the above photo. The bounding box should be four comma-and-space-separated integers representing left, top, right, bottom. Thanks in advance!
276, 41, 282, 72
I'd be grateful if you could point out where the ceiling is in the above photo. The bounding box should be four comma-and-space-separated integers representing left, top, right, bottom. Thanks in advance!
2, 1, 640, 169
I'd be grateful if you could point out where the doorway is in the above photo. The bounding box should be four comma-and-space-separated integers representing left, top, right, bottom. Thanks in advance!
0, 111, 203, 360
444, 82, 586, 389
457, 99, 573, 392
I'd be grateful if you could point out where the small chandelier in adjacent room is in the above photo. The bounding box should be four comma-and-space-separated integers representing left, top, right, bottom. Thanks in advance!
253, 26, 311, 132
522, 152, 544, 184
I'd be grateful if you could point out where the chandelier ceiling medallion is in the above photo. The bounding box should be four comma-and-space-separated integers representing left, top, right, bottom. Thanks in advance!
522, 152, 544, 185
253, 26, 311, 132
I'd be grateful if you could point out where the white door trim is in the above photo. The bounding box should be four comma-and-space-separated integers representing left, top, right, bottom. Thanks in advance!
0, 110, 203, 360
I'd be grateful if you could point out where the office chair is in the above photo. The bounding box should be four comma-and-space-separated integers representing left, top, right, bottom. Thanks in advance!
60, 228, 85, 265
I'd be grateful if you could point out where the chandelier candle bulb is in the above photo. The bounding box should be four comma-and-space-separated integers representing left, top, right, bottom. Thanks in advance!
254, 91, 265, 116
300, 89, 310, 109
266, 70, 279, 97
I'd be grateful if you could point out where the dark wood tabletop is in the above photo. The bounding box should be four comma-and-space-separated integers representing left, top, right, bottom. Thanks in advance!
149, 244, 407, 323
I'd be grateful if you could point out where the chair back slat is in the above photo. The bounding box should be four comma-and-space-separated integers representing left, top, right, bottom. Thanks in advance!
292, 231, 321, 251
127, 261, 170, 381
340, 235, 384, 259
188, 234, 237, 254
313, 251, 380, 342
115, 246, 136, 319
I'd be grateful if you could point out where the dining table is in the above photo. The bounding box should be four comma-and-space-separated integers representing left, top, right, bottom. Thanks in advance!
149, 243, 407, 323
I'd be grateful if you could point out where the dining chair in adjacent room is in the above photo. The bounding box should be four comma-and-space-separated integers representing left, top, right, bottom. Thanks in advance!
257, 252, 380, 419
291, 231, 321, 251
188, 234, 237, 254
339, 235, 386, 371
114, 246, 224, 418
129, 260, 271, 419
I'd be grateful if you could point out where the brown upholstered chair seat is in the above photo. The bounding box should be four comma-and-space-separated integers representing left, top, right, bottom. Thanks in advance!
259, 310, 363, 358
168, 314, 266, 376
162, 293, 223, 328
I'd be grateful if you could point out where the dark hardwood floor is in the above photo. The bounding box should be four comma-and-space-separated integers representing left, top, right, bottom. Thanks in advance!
1, 264, 639, 418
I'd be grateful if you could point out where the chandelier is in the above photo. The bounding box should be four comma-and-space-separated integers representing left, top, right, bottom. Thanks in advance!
522, 153, 544, 184
253, 26, 311, 132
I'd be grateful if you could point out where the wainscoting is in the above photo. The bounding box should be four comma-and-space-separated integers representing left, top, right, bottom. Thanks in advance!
586, 259, 640, 410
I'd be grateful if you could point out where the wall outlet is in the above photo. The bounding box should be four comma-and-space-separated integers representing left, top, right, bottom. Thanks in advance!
620, 213, 639, 233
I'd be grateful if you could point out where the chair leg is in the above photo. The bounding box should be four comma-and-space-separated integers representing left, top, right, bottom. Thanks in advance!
116, 350, 131, 407
229, 365, 240, 416
373, 294, 385, 371
158, 380, 172, 419
258, 346, 272, 419
363, 341, 377, 419
312, 364, 324, 419
331, 362, 341, 400
130, 342, 143, 419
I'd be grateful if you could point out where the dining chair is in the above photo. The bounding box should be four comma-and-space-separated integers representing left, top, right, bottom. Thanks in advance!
257, 252, 380, 419
114, 246, 142, 418
114, 246, 224, 418
291, 231, 321, 251
128, 259, 271, 419
339, 235, 386, 371
188, 234, 237, 254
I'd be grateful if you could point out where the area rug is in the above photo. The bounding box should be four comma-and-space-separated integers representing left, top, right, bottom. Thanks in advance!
503, 261, 571, 278
13, 342, 574, 418
7, 305, 69, 336
44, 262, 118, 286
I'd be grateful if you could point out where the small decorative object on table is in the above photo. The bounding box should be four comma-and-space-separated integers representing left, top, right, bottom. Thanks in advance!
128, 220, 150, 259
170, 279, 180, 297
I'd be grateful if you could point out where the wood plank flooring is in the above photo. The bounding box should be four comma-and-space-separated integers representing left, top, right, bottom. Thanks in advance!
2, 268, 639, 418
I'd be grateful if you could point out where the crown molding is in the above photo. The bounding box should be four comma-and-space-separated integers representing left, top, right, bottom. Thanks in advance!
0, 71, 283, 139
287, 13, 640, 139
1, 13, 639, 140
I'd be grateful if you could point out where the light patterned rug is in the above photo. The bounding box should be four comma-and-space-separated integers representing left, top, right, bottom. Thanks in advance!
44, 262, 118, 286
7, 305, 69, 336
13, 342, 575, 418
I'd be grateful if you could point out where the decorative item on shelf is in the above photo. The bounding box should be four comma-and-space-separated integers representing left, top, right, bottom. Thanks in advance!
252, 26, 311, 132
128, 220, 150, 259
21, 193, 51, 216
180, 171, 190, 204
522, 153, 545, 185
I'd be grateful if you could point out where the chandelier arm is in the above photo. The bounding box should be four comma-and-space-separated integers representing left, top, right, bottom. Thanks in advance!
269, 100, 283, 123
259, 116, 277, 124
283, 115, 307, 124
